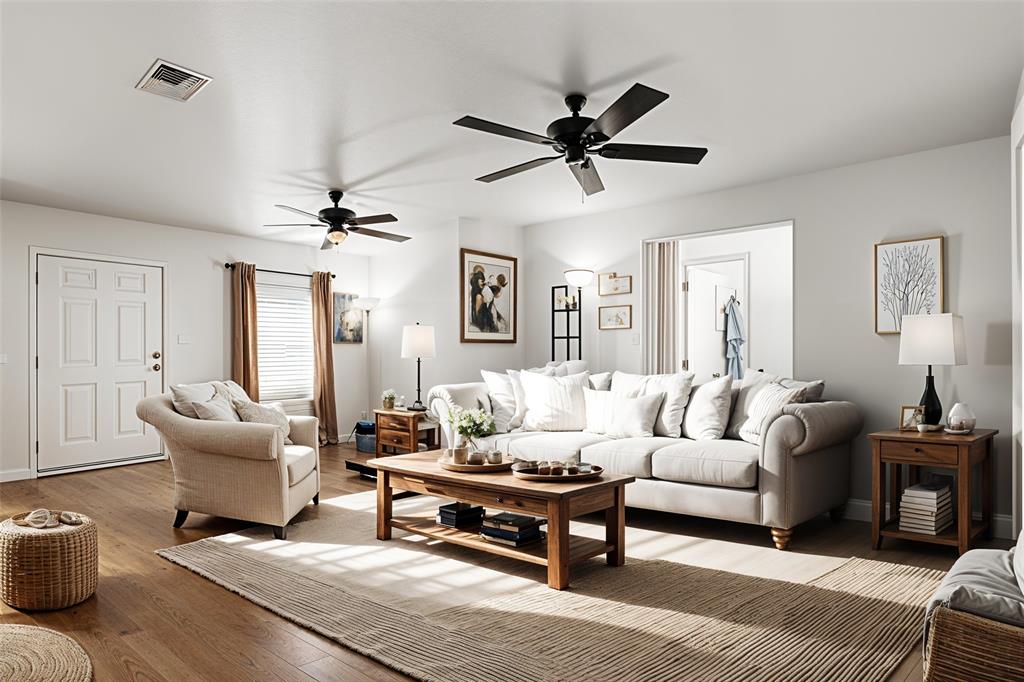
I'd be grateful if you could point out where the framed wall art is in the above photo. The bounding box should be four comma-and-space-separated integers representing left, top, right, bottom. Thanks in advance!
598, 272, 632, 296
874, 236, 944, 334
460, 248, 517, 343
598, 304, 632, 330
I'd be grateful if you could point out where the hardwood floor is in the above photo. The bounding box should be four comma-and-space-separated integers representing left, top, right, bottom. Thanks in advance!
0, 445, 1005, 681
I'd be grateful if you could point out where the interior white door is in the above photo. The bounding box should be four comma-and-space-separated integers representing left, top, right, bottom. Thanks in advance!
684, 265, 746, 384
36, 255, 163, 473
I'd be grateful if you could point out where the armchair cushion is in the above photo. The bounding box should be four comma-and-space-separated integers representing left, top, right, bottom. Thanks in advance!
927, 548, 1024, 629
192, 385, 241, 422
283, 445, 317, 485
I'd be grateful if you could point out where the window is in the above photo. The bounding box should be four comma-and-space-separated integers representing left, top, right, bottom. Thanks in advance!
255, 273, 314, 403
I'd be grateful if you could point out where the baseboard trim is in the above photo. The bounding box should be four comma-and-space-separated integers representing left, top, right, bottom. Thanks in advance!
0, 469, 33, 483
844, 497, 1014, 540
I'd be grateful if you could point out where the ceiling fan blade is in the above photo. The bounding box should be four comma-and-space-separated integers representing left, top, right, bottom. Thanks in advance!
583, 83, 669, 143
568, 159, 605, 196
263, 223, 322, 227
598, 143, 708, 164
350, 226, 411, 242
274, 204, 323, 222
320, 237, 333, 250
453, 115, 557, 146
476, 156, 561, 183
348, 213, 397, 226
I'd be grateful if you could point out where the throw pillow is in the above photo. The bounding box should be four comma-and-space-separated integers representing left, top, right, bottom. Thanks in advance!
218, 380, 252, 403
481, 370, 516, 433
589, 371, 612, 391
520, 371, 589, 431
725, 370, 779, 439
507, 367, 555, 428
191, 385, 241, 422
639, 372, 695, 438
583, 388, 664, 438
1014, 529, 1024, 599
170, 381, 218, 418
233, 398, 289, 438
681, 376, 734, 440
738, 382, 807, 444
610, 370, 643, 396
780, 378, 826, 402
546, 360, 589, 376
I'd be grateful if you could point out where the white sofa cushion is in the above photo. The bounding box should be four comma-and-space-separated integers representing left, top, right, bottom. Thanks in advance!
583, 389, 664, 438
283, 445, 316, 485
509, 432, 610, 462
520, 371, 588, 431
927, 547, 1024, 629
681, 376, 734, 440
480, 370, 517, 433
610, 370, 644, 396
473, 430, 543, 455
1016, 529, 1024, 598
640, 372, 695, 437
651, 439, 760, 488
508, 367, 555, 428
581, 437, 680, 478
739, 382, 806, 445
546, 360, 589, 376
726, 370, 778, 439
589, 371, 612, 391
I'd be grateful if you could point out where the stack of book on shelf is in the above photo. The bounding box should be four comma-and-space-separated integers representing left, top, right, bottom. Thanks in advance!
899, 480, 953, 535
436, 502, 484, 529
480, 512, 545, 547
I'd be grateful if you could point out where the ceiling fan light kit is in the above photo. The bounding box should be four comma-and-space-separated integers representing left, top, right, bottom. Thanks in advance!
454, 82, 708, 196
263, 189, 410, 250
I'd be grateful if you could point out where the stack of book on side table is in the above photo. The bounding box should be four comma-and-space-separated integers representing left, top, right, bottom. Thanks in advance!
899, 479, 953, 535
480, 512, 545, 547
436, 502, 484, 529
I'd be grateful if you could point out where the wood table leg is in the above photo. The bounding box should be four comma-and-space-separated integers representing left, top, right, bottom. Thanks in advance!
871, 440, 884, 550
982, 442, 993, 540
957, 446, 971, 555
547, 499, 570, 590
376, 471, 392, 541
605, 485, 625, 567
889, 462, 902, 524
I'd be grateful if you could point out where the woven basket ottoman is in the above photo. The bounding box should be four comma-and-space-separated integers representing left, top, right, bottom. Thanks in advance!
0, 512, 98, 610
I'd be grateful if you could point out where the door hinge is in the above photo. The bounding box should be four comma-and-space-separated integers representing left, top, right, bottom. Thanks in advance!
681, 359, 689, 371
681, 281, 689, 292
35, 271, 38, 285
35, 441, 39, 454
35, 356, 38, 369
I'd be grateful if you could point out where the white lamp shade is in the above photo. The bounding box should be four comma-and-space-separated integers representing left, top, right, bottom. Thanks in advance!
564, 268, 594, 288
898, 313, 966, 366
401, 324, 435, 359
353, 297, 380, 312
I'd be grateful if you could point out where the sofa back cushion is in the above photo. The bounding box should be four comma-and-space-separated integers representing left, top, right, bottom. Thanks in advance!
583, 388, 664, 438
520, 371, 589, 431
681, 376, 734, 440
726, 370, 778, 439
507, 367, 555, 429
546, 360, 589, 376
738, 382, 806, 444
780, 378, 825, 402
610, 371, 695, 437
481, 370, 517, 433
589, 371, 612, 391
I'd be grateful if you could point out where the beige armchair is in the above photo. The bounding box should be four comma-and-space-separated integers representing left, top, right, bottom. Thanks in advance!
136, 394, 320, 540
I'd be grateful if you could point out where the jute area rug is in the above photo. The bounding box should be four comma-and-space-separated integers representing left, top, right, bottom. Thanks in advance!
0, 624, 92, 682
158, 492, 943, 682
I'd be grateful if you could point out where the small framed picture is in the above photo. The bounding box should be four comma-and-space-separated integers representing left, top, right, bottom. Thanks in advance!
899, 405, 924, 431
598, 272, 632, 296
599, 304, 632, 330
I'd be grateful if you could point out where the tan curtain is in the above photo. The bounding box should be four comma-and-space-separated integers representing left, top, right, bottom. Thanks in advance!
230, 262, 260, 401
311, 272, 339, 445
642, 240, 679, 374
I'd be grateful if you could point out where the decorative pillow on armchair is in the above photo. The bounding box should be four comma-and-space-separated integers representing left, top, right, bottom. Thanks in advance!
233, 399, 291, 440
191, 385, 241, 422
520, 371, 589, 431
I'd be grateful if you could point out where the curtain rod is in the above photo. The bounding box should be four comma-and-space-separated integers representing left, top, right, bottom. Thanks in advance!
224, 263, 335, 279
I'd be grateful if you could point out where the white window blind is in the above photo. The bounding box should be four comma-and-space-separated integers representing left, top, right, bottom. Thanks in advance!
255, 273, 314, 402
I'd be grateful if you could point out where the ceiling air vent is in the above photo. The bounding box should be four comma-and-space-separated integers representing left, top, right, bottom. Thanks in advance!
135, 59, 212, 102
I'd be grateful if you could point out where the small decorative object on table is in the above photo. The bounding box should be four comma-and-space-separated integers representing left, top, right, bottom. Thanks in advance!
381, 388, 397, 410
899, 404, 924, 431
446, 406, 495, 465
946, 402, 976, 434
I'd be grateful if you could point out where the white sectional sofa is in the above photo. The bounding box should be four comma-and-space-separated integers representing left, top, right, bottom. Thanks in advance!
427, 364, 863, 549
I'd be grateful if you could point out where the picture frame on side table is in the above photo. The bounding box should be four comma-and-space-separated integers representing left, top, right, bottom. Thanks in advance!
598, 304, 632, 330
460, 248, 517, 343
598, 272, 633, 296
899, 404, 924, 431
874, 236, 945, 334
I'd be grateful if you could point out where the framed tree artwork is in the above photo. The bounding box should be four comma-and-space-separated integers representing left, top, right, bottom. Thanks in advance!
874, 236, 944, 334
460, 248, 517, 343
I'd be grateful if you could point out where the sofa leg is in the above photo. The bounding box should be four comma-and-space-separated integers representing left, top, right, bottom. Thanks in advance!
173, 510, 189, 528
273, 526, 288, 540
771, 527, 793, 550
313, 493, 319, 505
829, 505, 846, 523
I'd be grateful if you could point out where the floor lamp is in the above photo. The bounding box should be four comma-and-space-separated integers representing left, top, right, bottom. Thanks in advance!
401, 323, 435, 412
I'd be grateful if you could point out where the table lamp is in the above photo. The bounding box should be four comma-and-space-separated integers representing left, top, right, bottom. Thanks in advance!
898, 313, 966, 426
401, 323, 435, 412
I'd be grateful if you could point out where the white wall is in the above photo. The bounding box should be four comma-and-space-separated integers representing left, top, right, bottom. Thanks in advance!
0, 201, 370, 479
523, 137, 1014, 518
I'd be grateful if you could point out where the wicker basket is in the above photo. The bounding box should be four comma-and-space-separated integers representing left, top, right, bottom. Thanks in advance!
0, 511, 98, 610
924, 606, 1024, 681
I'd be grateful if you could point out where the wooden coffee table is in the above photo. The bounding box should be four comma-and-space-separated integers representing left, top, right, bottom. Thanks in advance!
368, 451, 635, 590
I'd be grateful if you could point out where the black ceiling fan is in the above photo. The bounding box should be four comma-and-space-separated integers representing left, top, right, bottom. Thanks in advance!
264, 190, 410, 249
454, 83, 707, 196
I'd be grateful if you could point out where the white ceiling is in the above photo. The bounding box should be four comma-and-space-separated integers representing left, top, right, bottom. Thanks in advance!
2, 1, 1023, 255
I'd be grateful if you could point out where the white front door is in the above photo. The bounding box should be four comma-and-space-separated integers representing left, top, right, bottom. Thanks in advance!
36, 255, 163, 473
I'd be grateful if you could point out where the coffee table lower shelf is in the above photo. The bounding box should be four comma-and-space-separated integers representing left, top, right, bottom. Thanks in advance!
391, 514, 612, 567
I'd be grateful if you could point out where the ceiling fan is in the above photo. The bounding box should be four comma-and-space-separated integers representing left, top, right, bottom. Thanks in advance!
264, 190, 410, 249
454, 83, 707, 196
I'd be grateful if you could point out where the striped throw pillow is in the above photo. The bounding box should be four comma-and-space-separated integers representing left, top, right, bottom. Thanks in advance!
738, 382, 806, 445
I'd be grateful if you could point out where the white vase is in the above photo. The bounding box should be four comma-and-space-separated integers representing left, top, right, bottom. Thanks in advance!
947, 403, 976, 432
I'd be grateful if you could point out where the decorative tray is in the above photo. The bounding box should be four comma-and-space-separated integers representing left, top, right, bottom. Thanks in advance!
438, 457, 514, 473
512, 465, 604, 482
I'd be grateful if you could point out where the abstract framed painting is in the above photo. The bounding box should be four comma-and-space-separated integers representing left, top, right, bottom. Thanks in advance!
874, 236, 944, 334
460, 248, 517, 343
333, 292, 363, 343
598, 304, 632, 330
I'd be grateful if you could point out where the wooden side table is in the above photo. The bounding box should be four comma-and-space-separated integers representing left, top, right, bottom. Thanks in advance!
867, 428, 996, 555
374, 408, 439, 457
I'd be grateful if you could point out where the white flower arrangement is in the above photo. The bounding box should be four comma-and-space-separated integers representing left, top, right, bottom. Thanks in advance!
381, 388, 397, 401
446, 405, 495, 448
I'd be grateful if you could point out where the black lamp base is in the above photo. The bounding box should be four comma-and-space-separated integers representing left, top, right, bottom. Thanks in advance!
920, 370, 942, 426
407, 402, 427, 412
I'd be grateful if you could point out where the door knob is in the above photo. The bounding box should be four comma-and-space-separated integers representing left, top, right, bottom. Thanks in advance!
152, 363, 161, 371
152, 351, 161, 359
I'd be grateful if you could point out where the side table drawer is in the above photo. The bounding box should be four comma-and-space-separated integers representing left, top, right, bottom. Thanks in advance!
378, 428, 413, 450
880, 440, 957, 465
379, 415, 412, 432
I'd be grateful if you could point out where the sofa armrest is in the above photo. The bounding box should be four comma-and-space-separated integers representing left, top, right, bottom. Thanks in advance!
426, 382, 491, 422
764, 401, 863, 457
287, 415, 319, 449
